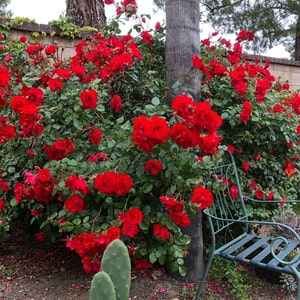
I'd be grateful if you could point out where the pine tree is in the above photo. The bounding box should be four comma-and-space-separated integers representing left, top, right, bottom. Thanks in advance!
0, 0, 12, 17
202, 0, 300, 60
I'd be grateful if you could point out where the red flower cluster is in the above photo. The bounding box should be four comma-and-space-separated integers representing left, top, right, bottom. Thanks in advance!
118, 207, 143, 238
144, 160, 163, 175
132, 115, 169, 153
170, 95, 222, 155
14, 169, 57, 204
9, 95, 44, 137
191, 186, 213, 210
66, 231, 114, 273
44, 138, 74, 160
160, 196, 190, 227
70, 33, 141, 84
94, 171, 133, 195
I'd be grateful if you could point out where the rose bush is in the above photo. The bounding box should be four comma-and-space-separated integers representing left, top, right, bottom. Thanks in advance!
192, 31, 300, 218
0, 2, 224, 275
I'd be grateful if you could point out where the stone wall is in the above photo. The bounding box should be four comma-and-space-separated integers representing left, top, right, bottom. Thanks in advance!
2, 19, 300, 91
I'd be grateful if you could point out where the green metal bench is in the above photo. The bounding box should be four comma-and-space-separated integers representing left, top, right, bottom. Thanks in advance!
195, 150, 300, 300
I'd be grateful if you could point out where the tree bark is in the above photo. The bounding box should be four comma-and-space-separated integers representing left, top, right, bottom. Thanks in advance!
165, 0, 203, 283
165, 0, 201, 104
66, 0, 106, 31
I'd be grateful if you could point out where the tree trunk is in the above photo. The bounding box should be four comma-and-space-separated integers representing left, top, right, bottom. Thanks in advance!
295, 15, 300, 61
165, 0, 201, 104
165, 0, 203, 283
66, 0, 106, 31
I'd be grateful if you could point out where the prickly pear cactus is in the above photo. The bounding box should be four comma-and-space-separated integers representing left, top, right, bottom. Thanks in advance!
89, 271, 116, 300
101, 239, 131, 300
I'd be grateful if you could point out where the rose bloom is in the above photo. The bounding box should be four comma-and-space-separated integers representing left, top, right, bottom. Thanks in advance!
94, 172, 117, 194
144, 160, 163, 175
66, 174, 91, 195
34, 232, 47, 242
0, 199, 5, 212
80, 89, 98, 109
37, 168, 52, 182
159, 196, 184, 213
106, 227, 121, 244
169, 212, 191, 227
255, 189, 265, 200
153, 224, 170, 239
88, 128, 103, 145
19, 36, 27, 43
104, 0, 114, 4
48, 77, 63, 91
110, 95, 123, 112
65, 194, 85, 213
45, 45, 57, 55
191, 186, 213, 210
242, 161, 250, 172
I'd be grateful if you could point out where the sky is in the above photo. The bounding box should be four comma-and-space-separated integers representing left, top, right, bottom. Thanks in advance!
7, 0, 290, 59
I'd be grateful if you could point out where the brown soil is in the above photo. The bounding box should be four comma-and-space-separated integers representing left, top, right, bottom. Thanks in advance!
0, 234, 297, 300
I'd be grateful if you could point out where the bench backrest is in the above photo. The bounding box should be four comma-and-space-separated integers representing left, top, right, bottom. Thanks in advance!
204, 150, 249, 235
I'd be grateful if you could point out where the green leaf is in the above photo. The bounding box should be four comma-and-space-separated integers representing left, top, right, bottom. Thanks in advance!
73, 218, 81, 226
142, 182, 153, 193
62, 221, 75, 232
178, 266, 187, 276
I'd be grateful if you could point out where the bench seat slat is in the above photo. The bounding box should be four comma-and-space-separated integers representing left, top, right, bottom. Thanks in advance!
217, 234, 256, 258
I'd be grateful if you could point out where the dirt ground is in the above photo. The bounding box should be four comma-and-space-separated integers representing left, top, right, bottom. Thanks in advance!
0, 234, 298, 300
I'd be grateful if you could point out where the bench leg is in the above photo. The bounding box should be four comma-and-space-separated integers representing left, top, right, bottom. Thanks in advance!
194, 252, 215, 300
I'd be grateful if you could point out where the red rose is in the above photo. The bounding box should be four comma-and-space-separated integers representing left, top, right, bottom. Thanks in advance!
153, 224, 170, 239
191, 186, 213, 210
65, 194, 85, 213
45, 45, 57, 55
242, 161, 250, 172
255, 189, 265, 199
0, 199, 5, 212
144, 160, 163, 175
48, 77, 63, 91
88, 128, 103, 145
110, 95, 123, 112
37, 168, 52, 182
106, 227, 121, 244
65, 174, 91, 195
169, 212, 191, 227
80, 89, 98, 109
94, 172, 117, 194
34, 232, 47, 242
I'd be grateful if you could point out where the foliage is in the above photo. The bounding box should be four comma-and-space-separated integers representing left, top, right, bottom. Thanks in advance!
0, 5, 223, 276
201, 0, 298, 59
208, 256, 253, 300
48, 13, 79, 38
